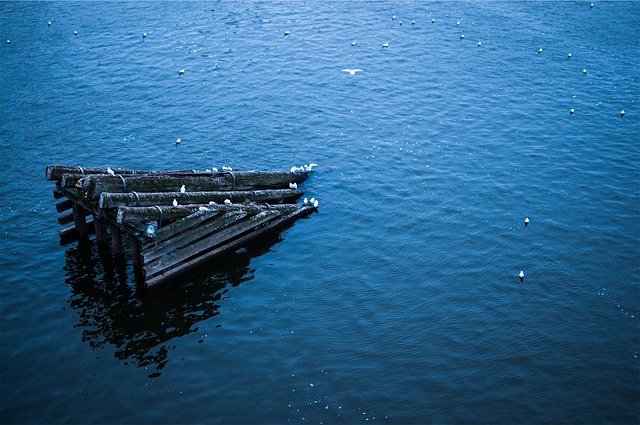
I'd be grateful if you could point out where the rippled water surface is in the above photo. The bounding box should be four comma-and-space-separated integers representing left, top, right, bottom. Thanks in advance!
1, 2, 639, 424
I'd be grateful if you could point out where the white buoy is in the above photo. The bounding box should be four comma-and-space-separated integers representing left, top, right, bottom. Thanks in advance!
173, 199, 178, 207
570, 108, 575, 115
620, 110, 625, 117
341, 69, 363, 75
519, 271, 525, 282
178, 69, 185, 76
176, 137, 181, 144
524, 217, 529, 227
180, 184, 186, 193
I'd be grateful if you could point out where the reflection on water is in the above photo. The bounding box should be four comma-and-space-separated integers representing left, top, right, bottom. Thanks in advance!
63, 231, 286, 378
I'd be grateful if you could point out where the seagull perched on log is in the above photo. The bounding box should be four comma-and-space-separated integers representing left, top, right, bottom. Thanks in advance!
222, 166, 233, 171
173, 199, 178, 207
342, 69, 363, 75
180, 185, 186, 193
289, 182, 297, 189
224, 199, 232, 205
107, 167, 115, 176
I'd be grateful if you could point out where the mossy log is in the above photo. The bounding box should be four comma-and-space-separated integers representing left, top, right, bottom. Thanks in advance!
46, 165, 220, 181
98, 189, 302, 209
77, 171, 310, 200
116, 203, 307, 224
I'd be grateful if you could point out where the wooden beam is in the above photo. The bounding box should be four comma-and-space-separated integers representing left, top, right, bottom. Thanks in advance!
72, 204, 88, 236
56, 199, 74, 213
111, 225, 123, 257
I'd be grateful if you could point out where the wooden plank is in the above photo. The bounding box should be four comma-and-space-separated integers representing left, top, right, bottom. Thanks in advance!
82, 171, 310, 200
117, 203, 302, 224
56, 199, 74, 213
99, 189, 302, 209
46, 165, 238, 181
57, 212, 74, 225
144, 206, 315, 288
143, 210, 281, 279
59, 218, 95, 244
144, 209, 222, 246
129, 232, 142, 268
142, 211, 248, 264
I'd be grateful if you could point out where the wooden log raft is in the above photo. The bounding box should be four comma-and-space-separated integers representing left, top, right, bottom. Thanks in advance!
46, 165, 318, 289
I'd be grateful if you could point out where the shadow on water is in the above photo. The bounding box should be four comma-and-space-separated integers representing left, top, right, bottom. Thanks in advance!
62, 230, 288, 378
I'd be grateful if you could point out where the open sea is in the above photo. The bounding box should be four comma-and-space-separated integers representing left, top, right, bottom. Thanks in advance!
1, 1, 639, 424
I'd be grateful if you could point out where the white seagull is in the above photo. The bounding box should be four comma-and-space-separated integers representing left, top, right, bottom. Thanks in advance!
620, 110, 625, 117
106, 167, 115, 176
172, 199, 178, 207
519, 271, 525, 282
176, 137, 181, 144
224, 199, 232, 205
289, 182, 298, 189
178, 69, 185, 76
524, 217, 530, 227
180, 185, 186, 193
222, 166, 233, 171
342, 69, 363, 75
382, 43, 389, 48
313, 200, 319, 208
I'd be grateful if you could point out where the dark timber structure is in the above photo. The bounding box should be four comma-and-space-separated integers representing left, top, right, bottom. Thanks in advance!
46, 165, 318, 288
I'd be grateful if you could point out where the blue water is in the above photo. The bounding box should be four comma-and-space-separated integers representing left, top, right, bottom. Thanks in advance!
1, 1, 639, 424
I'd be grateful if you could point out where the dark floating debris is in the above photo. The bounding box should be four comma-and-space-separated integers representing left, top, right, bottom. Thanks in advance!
46, 165, 318, 289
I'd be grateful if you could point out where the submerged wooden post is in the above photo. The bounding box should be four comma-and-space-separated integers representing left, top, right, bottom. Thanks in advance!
111, 225, 123, 257
93, 215, 108, 244
72, 204, 88, 237
128, 232, 142, 268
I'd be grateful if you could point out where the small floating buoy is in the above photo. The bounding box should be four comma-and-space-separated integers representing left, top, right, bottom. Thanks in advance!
568, 52, 572, 58
570, 108, 575, 115
284, 30, 290, 36
176, 137, 181, 144
524, 217, 529, 227
519, 271, 525, 282
538, 48, 542, 54
620, 110, 625, 117
178, 69, 185, 76
583, 68, 587, 75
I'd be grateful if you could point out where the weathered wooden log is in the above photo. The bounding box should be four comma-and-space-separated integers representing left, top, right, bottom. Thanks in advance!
129, 232, 142, 268
72, 204, 88, 236
98, 189, 302, 209
93, 215, 108, 244
116, 203, 306, 224
143, 210, 282, 279
47, 165, 246, 182
142, 211, 249, 264
81, 171, 310, 201
144, 205, 316, 288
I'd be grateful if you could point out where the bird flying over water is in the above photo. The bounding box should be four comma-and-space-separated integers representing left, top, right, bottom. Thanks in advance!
342, 69, 363, 75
